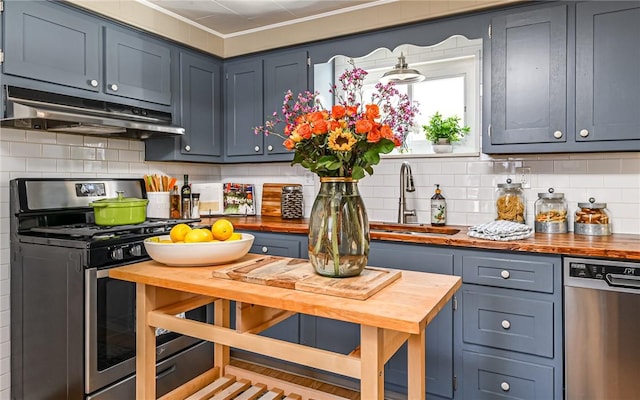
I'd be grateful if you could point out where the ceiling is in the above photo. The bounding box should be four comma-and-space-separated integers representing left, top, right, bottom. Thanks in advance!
141, 0, 392, 38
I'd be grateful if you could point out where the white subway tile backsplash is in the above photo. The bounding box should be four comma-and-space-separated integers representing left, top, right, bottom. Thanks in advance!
107, 138, 131, 150
1, 157, 25, 172
26, 158, 57, 172
0, 128, 26, 141
587, 159, 621, 174
83, 136, 108, 148
118, 149, 140, 162
56, 133, 84, 146
42, 144, 71, 159
0, 142, 9, 158
57, 159, 84, 172
621, 159, 640, 173
26, 130, 57, 144
70, 146, 96, 160
554, 159, 587, 174
11, 142, 41, 157
83, 160, 109, 173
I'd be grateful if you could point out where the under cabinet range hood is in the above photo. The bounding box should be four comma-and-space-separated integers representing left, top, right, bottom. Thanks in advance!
1, 86, 185, 139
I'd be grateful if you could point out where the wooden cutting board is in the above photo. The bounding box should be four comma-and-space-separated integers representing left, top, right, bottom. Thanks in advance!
261, 183, 301, 217
211, 254, 401, 300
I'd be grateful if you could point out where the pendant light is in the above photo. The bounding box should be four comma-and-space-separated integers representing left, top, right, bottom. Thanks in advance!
380, 52, 425, 85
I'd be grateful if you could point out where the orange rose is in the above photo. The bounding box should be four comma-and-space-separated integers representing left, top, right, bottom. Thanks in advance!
365, 104, 380, 120
355, 119, 373, 134
296, 123, 312, 139
345, 106, 358, 117
283, 138, 295, 150
380, 124, 394, 139
308, 111, 325, 122
313, 120, 328, 134
328, 120, 342, 132
367, 129, 381, 143
332, 105, 346, 119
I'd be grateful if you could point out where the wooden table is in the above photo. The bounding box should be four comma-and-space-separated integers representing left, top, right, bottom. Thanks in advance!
109, 255, 461, 399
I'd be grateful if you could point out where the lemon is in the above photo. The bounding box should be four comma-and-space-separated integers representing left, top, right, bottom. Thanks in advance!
170, 223, 192, 243
227, 232, 242, 241
211, 219, 234, 241
184, 228, 213, 243
159, 239, 173, 244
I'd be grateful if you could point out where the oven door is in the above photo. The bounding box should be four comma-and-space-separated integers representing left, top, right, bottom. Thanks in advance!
85, 268, 210, 394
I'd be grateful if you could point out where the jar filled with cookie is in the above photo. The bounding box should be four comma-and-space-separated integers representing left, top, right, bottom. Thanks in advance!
574, 197, 611, 235
534, 188, 568, 233
495, 178, 525, 224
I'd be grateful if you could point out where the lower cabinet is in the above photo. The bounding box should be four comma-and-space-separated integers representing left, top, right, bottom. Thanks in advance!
457, 250, 563, 400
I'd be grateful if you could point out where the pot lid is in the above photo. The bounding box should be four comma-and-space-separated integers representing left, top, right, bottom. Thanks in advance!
89, 191, 148, 206
577, 197, 606, 209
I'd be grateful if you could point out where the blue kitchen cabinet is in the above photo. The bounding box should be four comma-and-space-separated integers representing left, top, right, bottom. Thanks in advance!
224, 50, 308, 162
485, 2, 640, 153
575, 2, 640, 144
3, 0, 173, 108
146, 50, 223, 162
4, 0, 101, 93
299, 240, 456, 399
457, 250, 563, 399
487, 5, 567, 148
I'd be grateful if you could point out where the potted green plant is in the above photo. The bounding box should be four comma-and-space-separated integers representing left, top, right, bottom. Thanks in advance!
422, 112, 470, 153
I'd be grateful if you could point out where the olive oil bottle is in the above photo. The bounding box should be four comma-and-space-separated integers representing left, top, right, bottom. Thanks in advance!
181, 174, 191, 218
431, 184, 447, 226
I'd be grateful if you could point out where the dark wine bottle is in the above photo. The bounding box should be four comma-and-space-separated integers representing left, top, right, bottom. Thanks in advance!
181, 174, 191, 219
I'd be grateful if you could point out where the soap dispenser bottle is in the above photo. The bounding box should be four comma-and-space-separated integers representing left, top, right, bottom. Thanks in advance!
431, 184, 447, 226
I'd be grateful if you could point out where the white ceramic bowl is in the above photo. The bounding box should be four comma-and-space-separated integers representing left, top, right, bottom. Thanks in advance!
144, 233, 254, 266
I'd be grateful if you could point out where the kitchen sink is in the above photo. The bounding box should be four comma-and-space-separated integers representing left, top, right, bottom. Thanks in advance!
369, 221, 460, 236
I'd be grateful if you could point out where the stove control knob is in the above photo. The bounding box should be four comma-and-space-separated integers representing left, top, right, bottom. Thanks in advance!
129, 245, 142, 257
111, 248, 124, 261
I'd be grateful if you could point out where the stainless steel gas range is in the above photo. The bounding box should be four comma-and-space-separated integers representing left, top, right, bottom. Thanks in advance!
9, 178, 213, 400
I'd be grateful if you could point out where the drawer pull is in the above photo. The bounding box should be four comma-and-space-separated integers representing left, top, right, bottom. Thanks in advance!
501, 381, 510, 391
553, 130, 563, 139
579, 129, 589, 138
500, 270, 510, 279
261, 246, 268, 253
501, 320, 511, 329
254, 146, 260, 152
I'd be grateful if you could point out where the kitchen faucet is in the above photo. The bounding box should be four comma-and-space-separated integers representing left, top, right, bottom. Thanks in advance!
398, 161, 416, 224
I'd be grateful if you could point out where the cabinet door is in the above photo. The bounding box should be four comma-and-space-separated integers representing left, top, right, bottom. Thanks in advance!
4, 1, 101, 92
576, 2, 640, 143
490, 5, 567, 145
263, 51, 309, 156
248, 231, 308, 259
179, 52, 222, 157
104, 28, 172, 105
224, 59, 264, 157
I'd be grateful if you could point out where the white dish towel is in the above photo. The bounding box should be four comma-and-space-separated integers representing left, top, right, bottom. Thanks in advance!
467, 220, 534, 241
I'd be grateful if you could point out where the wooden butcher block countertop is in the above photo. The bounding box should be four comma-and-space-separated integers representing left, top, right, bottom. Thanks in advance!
201, 216, 640, 261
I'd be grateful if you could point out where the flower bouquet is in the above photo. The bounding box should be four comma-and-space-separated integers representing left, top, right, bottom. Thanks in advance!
255, 60, 419, 277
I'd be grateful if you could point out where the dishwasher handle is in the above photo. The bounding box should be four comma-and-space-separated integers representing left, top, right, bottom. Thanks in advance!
605, 273, 640, 289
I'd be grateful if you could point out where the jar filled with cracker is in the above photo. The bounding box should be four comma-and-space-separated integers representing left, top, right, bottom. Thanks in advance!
534, 188, 568, 233
574, 197, 611, 235
496, 179, 525, 224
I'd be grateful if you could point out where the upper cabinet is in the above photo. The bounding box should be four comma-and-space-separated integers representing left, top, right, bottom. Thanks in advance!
146, 50, 223, 162
575, 2, 640, 144
3, 1, 172, 107
224, 50, 308, 162
485, 2, 640, 154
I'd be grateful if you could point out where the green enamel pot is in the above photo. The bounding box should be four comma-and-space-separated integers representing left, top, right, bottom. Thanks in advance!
89, 191, 149, 226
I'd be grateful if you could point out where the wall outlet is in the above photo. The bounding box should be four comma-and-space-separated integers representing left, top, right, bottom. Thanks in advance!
516, 167, 531, 189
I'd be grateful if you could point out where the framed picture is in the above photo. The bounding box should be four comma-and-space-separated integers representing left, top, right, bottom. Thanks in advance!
223, 183, 256, 215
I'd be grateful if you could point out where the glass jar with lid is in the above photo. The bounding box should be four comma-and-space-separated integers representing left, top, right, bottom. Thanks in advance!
574, 197, 611, 235
495, 178, 525, 223
534, 188, 568, 233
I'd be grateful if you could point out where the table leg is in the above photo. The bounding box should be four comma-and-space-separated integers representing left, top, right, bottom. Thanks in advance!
136, 283, 158, 399
407, 329, 426, 400
214, 299, 230, 372
361, 325, 384, 399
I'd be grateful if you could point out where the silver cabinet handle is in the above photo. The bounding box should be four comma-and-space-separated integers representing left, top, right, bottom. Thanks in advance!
184, 145, 191, 152
109, 84, 119, 91
261, 246, 268, 253
500, 270, 510, 279
254, 146, 260, 152
553, 130, 563, 139
267, 145, 274, 151
579, 129, 589, 138
501, 320, 511, 329
501, 382, 510, 391
89, 79, 99, 87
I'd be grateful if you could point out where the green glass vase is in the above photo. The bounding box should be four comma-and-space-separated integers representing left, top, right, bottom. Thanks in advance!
308, 177, 369, 277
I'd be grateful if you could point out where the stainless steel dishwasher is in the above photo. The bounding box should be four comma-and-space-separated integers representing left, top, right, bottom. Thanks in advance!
564, 257, 640, 400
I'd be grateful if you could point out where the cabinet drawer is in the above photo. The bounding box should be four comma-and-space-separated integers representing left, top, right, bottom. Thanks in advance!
463, 289, 553, 357
462, 351, 554, 400
462, 255, 554, 293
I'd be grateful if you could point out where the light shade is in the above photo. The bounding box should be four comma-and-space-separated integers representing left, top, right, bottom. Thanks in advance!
380, 53, 425, 85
